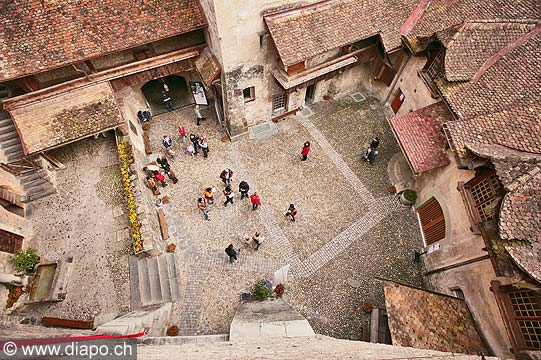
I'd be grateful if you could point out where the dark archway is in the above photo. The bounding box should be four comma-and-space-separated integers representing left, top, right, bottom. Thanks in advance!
141, 75, 193, 115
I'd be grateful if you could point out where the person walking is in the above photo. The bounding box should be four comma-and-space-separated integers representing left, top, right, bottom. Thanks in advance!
197, 198, 210, 221
186, 144, 196, 156
179, 127, 187, 143
189, 133, 200, 155
225, 244, 240, 263
370, 136, 380, 150
166, 167, 178, 184
223, 186, 234, 207
250, 192, 261, 210
199, 136, 209, 158
166, 148, 175, 161
253, 232, 264, 251
156, 155, 170, 171
204, 187, 215, 204
220, 168, 233, 187
285, 204, 297, 222
194, 105, 205, 126
146, 176, 158, 193
162, 135, 173, 151
239, 181, 249, 200
162, 90, 173, 112
364, 147, 378, 164
155, 171, 167, 187
301, 141, 311, 161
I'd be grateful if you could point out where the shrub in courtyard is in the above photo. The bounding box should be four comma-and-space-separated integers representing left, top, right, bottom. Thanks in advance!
167, 325, 179, 336
5, 285, 23, 309
117, 136, 143, 253
275, 283, 284, 297
10, 248, 39, 273
253, 281, 271, 301
402, 189, 417, 202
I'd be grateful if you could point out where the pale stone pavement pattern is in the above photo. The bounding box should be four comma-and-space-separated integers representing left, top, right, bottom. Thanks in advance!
146, 95, 425, 338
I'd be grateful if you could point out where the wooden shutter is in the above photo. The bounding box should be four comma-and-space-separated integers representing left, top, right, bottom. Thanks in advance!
390, 88, 404, 114
0, 228, 23, 254
418, 198, 445, 245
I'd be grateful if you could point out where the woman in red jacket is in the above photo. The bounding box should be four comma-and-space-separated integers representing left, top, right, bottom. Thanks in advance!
301, 141, 311, 161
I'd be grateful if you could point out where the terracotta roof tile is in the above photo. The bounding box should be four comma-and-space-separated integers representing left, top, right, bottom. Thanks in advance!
405, 0, 540, 52
384, 281, 488, 355
0, 0, 206, 81
389, 102, 451, 174
444, 21, 537, 81
439, 29, 541, 120
10, 83, 122, 154
506, 242, 541, 283
264, 0, 418, 67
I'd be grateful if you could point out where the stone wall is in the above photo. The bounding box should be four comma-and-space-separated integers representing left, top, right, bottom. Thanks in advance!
413, 155, 512, 358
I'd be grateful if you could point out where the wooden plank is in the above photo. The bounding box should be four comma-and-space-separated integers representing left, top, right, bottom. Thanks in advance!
41, 152, 66, 169
143, 130, 152, 154
271, 108, 299, 122
42, 317, 93, 329
157, 208, 169, 241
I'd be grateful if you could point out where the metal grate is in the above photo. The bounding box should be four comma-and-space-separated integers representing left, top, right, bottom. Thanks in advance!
351, 92, 366, 102
509, 290, 541, 349
471, 174, 501, 221
272, 94, 286, 112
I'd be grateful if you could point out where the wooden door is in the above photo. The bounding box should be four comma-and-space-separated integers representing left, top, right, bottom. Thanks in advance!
390, 88, 404, 114
418, 198, 445, 245
0, 228, 23, 254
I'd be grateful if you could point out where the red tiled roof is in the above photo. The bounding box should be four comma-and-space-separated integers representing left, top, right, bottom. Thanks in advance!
0, 0, 206, 81
264, 0, 418, 67
444, 21, 537, 81
445, 104, 541, 159
389, 102, 451, 174
10, 82, 122, 154
384, 281, 488, 355
506, 242, 541, 284
438, 29, 541, 120
404, 0, 540, 52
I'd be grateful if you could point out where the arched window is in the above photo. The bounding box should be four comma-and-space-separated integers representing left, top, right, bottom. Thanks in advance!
417, 197, 445, 245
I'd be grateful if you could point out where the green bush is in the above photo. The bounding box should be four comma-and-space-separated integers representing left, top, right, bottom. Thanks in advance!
403, 189, 417, 202
253, 282, 270, 301
10, 248, 39, 273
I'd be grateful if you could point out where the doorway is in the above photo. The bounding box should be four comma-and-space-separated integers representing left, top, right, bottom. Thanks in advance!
305, 83, 316, 104
141, 75, 193, 115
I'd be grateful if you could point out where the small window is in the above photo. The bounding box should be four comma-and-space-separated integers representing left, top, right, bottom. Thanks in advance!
243, 87, 255, 103
272, 94, 286, 112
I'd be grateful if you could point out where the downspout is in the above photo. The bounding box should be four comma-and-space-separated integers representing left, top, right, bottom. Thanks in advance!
424, 254, 490, 275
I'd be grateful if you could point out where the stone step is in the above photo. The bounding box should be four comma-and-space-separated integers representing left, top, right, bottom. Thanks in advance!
21, 187, 56, 203
6, 150, 24, 162
0, 118, 14, 130
165, 253, 181, 301
148, 257, 163, 305
22, 177, 49, 191
129, 256, 143, 310
0, 130, 19, 143
19, 170, 48, 184
3, 142, 23, 155
157, 255, 172, 302
141, 334, 229, 346
137, 258, 152, 307
0, 137, 22, 149
25, 182, 55, 196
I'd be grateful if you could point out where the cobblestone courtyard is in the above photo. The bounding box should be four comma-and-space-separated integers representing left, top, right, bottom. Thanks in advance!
148, 95, 426, 339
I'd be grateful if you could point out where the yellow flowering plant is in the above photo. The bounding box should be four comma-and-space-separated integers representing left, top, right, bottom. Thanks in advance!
117, 136, 143, 253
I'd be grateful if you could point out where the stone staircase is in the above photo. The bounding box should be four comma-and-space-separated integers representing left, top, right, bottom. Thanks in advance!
95, 302, 173, 337
0, 112, 56, 203
141, 334, 229, 346
129, 253, 181, 309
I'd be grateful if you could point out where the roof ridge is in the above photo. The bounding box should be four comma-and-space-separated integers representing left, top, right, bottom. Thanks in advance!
400, 0, 433, 36
263, 0, 335, 20
472, 24, 541, 83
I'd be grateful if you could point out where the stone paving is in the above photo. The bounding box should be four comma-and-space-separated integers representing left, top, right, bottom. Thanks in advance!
146, 95, 425, 338
25, 136, 131, 323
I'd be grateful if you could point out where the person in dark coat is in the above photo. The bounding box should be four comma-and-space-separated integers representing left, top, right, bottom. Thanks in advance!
162, 91, 173, 112
223, 186, 234, 207
156, 155, 170, 171
225, 244, 239, 263
189, 133, 200, 155
370, 137, 380, 150
365, 147, 378, 164
239, 181, 250, 200
285, 204, 297, 222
